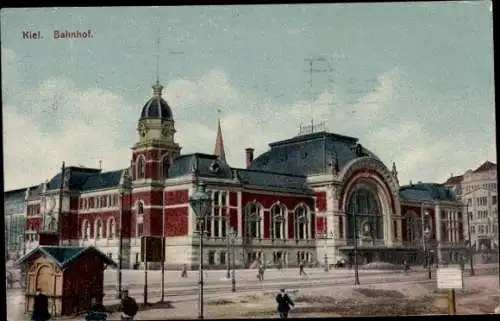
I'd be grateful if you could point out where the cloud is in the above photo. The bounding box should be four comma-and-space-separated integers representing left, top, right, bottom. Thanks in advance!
2, 48, 495, 191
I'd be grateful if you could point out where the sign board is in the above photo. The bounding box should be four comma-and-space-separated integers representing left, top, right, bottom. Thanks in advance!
437, 268, 463, 290
140, 236, 165, 263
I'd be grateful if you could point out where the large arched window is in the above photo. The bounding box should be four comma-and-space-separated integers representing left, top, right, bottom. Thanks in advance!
137, 201, 144, 215
107, 218, 115, 239
82, 220, 90, 239
245, 202, 262, 238
136, 201, 144, 237
294, 205, 309, 240
405, 212, 421, 243
346, 188, 383, 239
95, 219, 102, 239
270, 204, 286, 239
136, 155, 146, 179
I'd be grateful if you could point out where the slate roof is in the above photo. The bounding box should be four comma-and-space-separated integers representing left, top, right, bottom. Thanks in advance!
236, 169, 313, 194
4, 186, 35, 202
249, 131, 380, 176
443, 175, 463, 185
17, 246, 117, 268
399, 183, 457, 202
474, 161, 496, 173
166, 153, 312, 193
46, 167, 124, 192
168, 153, 233, 179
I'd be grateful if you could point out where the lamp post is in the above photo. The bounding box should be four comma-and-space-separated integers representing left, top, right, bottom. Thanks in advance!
189, 182, 212, 320
465, 203, 475, 276
226, 218, 231, 279
352, 196, 360, 285
422, 209, 432, 280
229, 228, 237, 292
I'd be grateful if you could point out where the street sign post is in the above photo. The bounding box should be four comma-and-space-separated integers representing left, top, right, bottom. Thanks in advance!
141, 236, 166, 305
437, 267, 463, 315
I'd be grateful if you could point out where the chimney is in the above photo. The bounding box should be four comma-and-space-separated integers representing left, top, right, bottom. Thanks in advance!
245, 148, 254, 168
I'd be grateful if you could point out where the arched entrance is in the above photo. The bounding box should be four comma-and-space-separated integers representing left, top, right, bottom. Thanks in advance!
346, 188, 384, 241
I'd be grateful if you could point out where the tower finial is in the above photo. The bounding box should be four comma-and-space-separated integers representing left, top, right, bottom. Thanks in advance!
155, 27, 160, 86
152, 27, 163, 97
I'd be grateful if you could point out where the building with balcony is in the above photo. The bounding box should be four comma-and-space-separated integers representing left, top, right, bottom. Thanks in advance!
444, 161, 498, 251
6, 80, 466, 269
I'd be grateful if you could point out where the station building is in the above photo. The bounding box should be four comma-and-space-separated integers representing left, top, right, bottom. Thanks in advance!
7, 81, 467, 269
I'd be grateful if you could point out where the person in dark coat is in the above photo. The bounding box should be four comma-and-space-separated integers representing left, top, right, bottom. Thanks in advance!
120, 290, 138, 320
32, 288, 51, 321
276, 288, 294, 319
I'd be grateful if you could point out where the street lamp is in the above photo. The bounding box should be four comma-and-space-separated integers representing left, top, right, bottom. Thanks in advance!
352, 199, 360, 285
229, 228, 237, 292
226, 217, 231, 280
465, 203, 475, 276
189, 182, 212, 320
422, 210, 432, 280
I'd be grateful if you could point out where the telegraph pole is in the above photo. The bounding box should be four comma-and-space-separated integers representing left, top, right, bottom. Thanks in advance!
301, 57, 334, 134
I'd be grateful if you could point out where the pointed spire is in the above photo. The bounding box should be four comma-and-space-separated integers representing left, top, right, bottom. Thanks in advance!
214, 112, 227, 162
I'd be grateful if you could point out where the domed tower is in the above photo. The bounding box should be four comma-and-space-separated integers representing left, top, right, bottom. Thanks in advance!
131, 81, 181, 183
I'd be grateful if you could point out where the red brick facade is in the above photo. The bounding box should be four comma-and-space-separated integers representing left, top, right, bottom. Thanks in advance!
165, 206, 188, 236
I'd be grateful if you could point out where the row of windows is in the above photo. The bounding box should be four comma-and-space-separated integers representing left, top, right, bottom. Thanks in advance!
240, 203, 313, 240
466, 196, 498, 207
81, 195, 118, 210
81, 218, 145, 239
27, 205, 41, 216
464, 183, 497, 193
477, 210, 489, 219
472, 224, 492, 235
81, 218, 117, 239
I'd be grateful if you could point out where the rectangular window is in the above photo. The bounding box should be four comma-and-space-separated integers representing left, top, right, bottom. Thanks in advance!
208, 251, 216, 265
492, 196, 497, 205
221, 192, 227, 207
219, 252, 226, 265
221, 217, 227, 238
213, 217, 220, 237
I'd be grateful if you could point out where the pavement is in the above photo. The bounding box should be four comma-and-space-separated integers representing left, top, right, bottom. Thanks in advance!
7, 263, 498, 320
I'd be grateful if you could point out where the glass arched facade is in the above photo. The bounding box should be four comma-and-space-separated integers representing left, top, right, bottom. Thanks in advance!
346, 188, 383, 239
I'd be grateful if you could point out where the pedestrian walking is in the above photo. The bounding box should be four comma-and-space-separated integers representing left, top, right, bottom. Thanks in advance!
31, 288, 51, 321
403, 260, 409, 275
299, 261, 308, 278
276, 288, 294, 319
85, 296, 108, 321
258, 262, 265, 281
181, 264, 188, 278
119, 290, 138, 321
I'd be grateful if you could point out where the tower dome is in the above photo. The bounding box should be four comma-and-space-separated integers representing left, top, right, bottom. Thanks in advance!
140, 82, 173, 120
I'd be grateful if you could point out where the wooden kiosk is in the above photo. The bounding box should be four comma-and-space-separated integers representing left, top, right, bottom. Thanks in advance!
17, 245, 116, 317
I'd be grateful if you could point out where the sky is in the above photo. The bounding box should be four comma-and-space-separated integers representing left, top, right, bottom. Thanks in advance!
1, 2, 496, 191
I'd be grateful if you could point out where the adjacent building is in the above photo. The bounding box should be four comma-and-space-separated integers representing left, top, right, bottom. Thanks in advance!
4, 186, 37, 259
444, 161, 498, 251
6, 80, 467, 269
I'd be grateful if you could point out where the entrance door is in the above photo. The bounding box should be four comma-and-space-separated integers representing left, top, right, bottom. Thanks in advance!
35, 266, 52, 295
